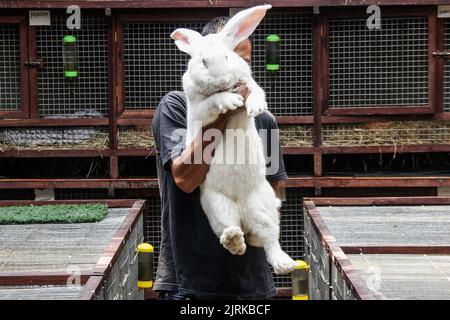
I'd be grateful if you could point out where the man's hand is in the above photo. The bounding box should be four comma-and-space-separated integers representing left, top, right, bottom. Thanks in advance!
214, 81, 249, 124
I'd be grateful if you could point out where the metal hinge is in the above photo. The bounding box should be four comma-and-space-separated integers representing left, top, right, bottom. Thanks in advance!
432, 50, 450, 58
24, 59, 42, 68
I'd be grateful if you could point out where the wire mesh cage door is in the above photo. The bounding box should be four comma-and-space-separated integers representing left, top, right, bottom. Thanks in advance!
33, 12, 109, 118
323, 8, 436, 116
0, 16, 29, 118
252, 10, 313, 117
119, 15, 210, 116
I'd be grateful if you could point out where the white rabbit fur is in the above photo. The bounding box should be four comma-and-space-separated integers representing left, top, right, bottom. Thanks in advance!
171, 5, 297, 275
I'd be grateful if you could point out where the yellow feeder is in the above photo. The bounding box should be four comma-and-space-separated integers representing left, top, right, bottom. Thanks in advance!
137, 243, 153, 289
291, 260, 309, 300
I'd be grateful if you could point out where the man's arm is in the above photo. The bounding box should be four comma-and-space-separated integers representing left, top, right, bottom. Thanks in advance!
171, 85, 249, 193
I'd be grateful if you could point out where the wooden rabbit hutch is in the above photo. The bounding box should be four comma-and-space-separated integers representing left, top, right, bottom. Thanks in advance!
0, 199, 146, 300
0, 1, 449, 298
304, 197, 450, 300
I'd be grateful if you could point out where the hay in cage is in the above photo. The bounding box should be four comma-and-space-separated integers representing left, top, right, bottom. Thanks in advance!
0, 110, 109, 152
279, 125, 314, 147
117, 128, 155, 150
323, 121, 450, 146
0, 127, 109, 151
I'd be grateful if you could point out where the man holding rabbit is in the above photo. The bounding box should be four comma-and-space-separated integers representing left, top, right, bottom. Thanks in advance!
152, 11, 288, 300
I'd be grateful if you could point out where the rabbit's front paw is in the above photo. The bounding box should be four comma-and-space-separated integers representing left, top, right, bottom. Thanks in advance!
246, 94, 267, 117
215, 92, 244, 113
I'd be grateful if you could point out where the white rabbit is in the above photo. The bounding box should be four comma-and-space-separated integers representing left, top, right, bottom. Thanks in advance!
171, 4, 297, 275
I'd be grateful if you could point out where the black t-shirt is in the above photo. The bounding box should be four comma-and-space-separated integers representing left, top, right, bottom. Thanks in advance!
152, 91, 288, 299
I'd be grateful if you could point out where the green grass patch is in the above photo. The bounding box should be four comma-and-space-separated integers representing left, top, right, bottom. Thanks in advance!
0, 203, 108, 224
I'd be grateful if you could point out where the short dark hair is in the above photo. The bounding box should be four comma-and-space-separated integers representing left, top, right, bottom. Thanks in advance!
201, 16, 230, 36
201, 16, 253, 45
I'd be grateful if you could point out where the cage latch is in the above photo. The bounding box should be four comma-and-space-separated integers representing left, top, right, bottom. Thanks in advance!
25, 59, 43, 68
432, 50, 450, 58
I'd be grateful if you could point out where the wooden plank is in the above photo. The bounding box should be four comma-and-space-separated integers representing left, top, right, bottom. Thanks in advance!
0, 148, 157, 157
0, 143, 448, 157
20, 16, 31, 119
1, 1, 446, 9
282, 177, 450, 188
108, 16, 118, 150
115, 16, 126, 118
276, 116, 313, 124
117, 118, 152, 126
1, 176, 450, 190
0, 149, 112, 158
0, 273, 91, 286
0, 178, 160, 189
281, 147, 317, 155
119, 9, 225, 22
324, 106, 435, 116
428, 8, 438, 114
275, 287, 291, 299
321, 112, 450, 123
319, 144, 450, 154
72, 285, 101, 300
118, 110, 154, 119
436, 13, 445, 114
313, 152, 322, 177
307, 196, 450, 206
342, 246, 450, 255
312, 13, 322, 147
320, 9, 330, 116
0, 118, 109, 127
109, 156, 119, 179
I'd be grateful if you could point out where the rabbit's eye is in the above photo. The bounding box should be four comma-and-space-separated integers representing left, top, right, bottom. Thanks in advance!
202, 59, 207, 68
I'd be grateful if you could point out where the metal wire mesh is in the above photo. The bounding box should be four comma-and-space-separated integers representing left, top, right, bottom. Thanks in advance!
0, 24, 21, 111
322, 121, 450, 146
36, 13, 109, 117
145, 196, 162, 281
279, 125, 313, 147
123, 21, 205, 110
274, 188, 314, 288
329, 16, 429, 108
252, 11, 313, 116
0, 285, 84, 300
444, 20, 450, 112
0, 126, 109, 149
0, 207, 129, 272
349, 254, 450, 300
319, 205, 450, 246
54, 188, 109, 200
304, 207, 330, 300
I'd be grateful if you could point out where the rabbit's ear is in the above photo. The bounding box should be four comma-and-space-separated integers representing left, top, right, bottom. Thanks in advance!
171, 28, 202, 55
221, 4, 271, 49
